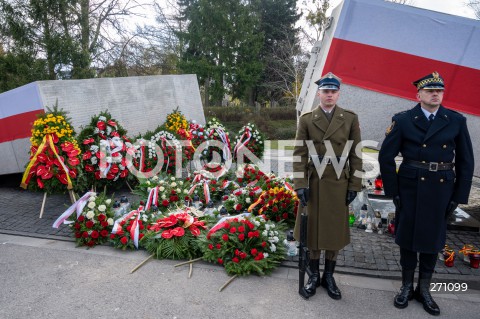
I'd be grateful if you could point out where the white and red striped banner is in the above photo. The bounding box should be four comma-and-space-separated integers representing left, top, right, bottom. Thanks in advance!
323, 0, 480, 116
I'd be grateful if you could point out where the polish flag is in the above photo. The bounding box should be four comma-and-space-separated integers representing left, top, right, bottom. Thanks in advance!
322, 0, 480, 116
0, 82, 44, 143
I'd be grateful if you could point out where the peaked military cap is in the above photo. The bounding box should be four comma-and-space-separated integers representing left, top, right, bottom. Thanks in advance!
315, 72, 341, 90
413, 71, 445, 90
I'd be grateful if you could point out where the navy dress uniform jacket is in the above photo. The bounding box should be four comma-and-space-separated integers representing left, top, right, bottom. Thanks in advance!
378, 104, 474, 254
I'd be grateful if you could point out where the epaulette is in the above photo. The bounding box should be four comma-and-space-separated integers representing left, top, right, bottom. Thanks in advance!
300, 110, 313, 117
394, 110, 408, 116
343, 109, 356, 115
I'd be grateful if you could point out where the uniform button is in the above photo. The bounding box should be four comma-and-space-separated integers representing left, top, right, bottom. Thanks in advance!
422, 144, 427, 148
440, 179, 444, 182
443, 145, 447, 149
421, 177, 425, 181
422, 161, 426, 163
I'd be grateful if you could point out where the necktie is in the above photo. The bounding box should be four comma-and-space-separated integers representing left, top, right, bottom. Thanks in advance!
428, 114, 434, 127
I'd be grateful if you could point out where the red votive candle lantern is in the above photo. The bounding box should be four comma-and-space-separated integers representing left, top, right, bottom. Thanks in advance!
469, 249, 480, 269
444, 249, 455, 267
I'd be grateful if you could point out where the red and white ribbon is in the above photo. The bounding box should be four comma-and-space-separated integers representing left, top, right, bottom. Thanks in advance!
233, 128, 252, 158
145, 186, 159, 211
52, 191, 96, 228
207, 212, 251, 236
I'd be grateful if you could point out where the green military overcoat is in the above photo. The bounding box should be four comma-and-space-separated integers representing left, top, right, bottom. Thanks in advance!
293, 105, 362, 251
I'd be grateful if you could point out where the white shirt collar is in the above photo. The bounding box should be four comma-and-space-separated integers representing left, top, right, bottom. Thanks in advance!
420, 107, 438, 120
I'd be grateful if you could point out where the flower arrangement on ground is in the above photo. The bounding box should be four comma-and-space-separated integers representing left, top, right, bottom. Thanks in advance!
77, 111, 135, 190
222, 186, 263, 214
133, 174, 191, 212
20, 105, 81, 194
235, 164, 269, 187
69, 192, 115, 247
141, 208, 207, 260
248, 185, 298, 227
200, 214, 286, 276
110, 207, 145, 250
188, 168, 238, 204
233, 123, 265, 163
189, 120, 208, 151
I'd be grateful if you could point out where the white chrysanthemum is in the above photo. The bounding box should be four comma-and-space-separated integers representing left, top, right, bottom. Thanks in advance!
159, 180, 164, 185
107, 218, 114, 226
245, 198, 251, 204
93, 128, 100, 134
263, 253, 269, 258
87, 201, 96, 209
98, 205, 106, 212
171, 182, 177, 187
262, 230, 268, 237
269, 231, 275, 237
105, 199, 112, 205
98, 116, 107, 121
183, 189, 188, 194
86, 211, 95, 219
270, 244, 277, 252
265, 224, 270, 230
161, 194, 167, 200
90, 157, 98, 165
176, 188, 181, 193
159, 186, 165, 192
253, 220, 260, 226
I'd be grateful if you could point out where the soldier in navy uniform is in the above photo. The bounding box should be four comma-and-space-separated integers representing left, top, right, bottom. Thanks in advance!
378, 71, 474, 316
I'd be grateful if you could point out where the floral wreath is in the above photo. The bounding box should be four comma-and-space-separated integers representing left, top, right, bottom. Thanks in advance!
78, 111, 135, 189
202, 117, 231, 163
21, 106, 81, 194
200, 214, 286, 276
233, 123, 265, 163
141, 208, 208, 260
164, 109, 195, 161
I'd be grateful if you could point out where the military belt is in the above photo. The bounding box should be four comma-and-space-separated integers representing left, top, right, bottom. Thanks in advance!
403, 159, 454, 172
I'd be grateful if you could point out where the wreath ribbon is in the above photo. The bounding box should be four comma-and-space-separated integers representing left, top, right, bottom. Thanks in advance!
20, 134, 73, 190
52, 191, 96, 228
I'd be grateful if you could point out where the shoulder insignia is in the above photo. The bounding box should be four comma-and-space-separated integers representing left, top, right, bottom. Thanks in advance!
385, 121, 395, 136
343, 109, 356, 115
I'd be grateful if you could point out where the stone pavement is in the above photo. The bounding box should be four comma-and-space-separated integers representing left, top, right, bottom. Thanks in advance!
1, 173, 479, 289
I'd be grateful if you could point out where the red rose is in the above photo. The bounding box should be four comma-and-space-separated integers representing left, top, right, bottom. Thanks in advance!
78, 216, 85, 222
254, 252, 264, 261
272, 206, 279, 212
251, 248, 258, 256
208, 244, 214, 250
75, 232, 82, 238
216, 243, 222, 249
139, 233, 144, 240
222, 234, 229, 241
86, 221, 94, 228
162, 199, 169, 207
240, 252, 247, 259
232, 257, 239, 263
283, 213, 288, 219
98, 214, 106, 221
234, 204, 242, 211
91, 230, 99, 239
238, 226, 245, 233
74, 223, 81, 230
248, 231, 254, 238
100, 230, 109, 237
120, 237, 128, 245
217, 258, 223, 265
229, 227, 236, 233
110, 234, 116, 239
261, 241, 267, 247
82, 231, 89, 238
238, 233, 245, 241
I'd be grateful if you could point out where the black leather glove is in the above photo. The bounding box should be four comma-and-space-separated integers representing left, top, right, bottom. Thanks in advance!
296, 188, 309, 207
346, 190, 357, 205
393, 196, 401, 211
445, 201, 458, 220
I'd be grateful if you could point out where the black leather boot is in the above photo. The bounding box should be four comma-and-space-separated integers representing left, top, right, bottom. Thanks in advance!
414, 272, 440, 316
321, 259, 341, 300
394, 269, 414, 309
304, 259, 320, 297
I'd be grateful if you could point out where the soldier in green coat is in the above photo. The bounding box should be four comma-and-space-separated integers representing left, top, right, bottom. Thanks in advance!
293, 72, 363, 300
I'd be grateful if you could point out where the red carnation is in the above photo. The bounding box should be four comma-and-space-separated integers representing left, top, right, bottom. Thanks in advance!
162, 199, 169, 207
238, 226, 245, 233
82, 231, 89, 238
261, 241, 267, 247
232, 257, 239, 263
229, 227, 236, 233
86, 221, 94, 228
238, 233, 245, 241
78, 216, 85, 222
91, 230, 99, 239
217, 258, 223, 265
251, 248, 258, 256
120, 237, 128, 245
222, 234, 229, 241
100, 230, 109, 237
254, 252, 265, 261
216, 243, 222, 249
208, 244, 214, 250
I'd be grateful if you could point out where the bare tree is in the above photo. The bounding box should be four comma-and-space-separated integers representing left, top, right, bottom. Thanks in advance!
467, 0, 480, 19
